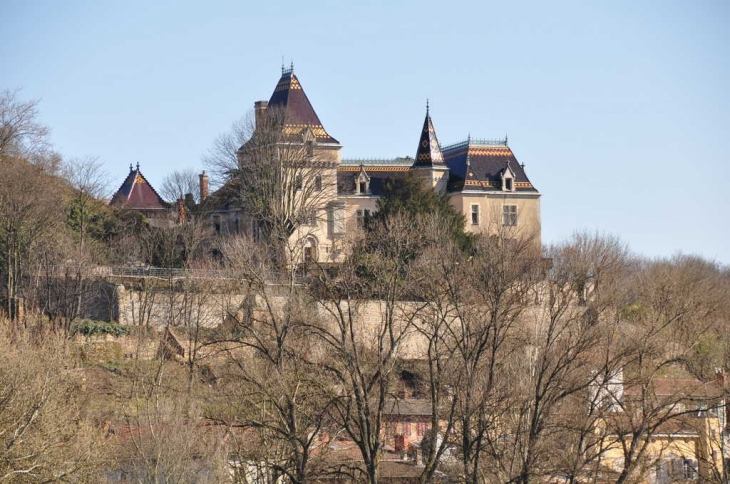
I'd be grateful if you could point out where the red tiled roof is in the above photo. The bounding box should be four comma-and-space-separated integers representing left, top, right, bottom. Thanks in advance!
110, 165, 167, 210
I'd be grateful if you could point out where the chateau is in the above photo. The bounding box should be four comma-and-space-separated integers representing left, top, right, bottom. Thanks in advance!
112, 67, 542, 263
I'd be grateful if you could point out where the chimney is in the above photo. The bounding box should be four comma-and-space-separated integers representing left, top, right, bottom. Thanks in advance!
199, 171, 209, 202
254, 100, 268, 129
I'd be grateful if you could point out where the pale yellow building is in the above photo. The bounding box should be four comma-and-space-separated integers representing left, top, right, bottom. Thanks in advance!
598, 377, 726, 484
211, 67, 542, 263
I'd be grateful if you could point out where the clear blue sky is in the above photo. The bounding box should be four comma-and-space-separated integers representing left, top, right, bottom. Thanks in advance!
2, 0, 728, 263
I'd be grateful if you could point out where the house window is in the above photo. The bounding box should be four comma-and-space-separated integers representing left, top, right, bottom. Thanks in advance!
682, 459, 697, 480
303, 237, 318, 263
505, 178, 513, 191
358, 181, 367, 194
295, 174, 303, 190
502, 205, 517, 226
416, 422, 427, 437
314, 174, 322, 191
471, 205, 479, 225
402, 421, 411, 436
356, 209, 371, 229
302, 208, 317, 226
306, 140, 314, 157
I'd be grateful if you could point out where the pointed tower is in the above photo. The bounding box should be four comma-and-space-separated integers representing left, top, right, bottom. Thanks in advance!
109, 163, 168, 216
251, 65, 342, 165
411, 103, 449, 193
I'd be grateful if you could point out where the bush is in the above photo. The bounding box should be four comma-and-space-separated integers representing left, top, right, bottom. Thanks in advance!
71, 319, 132, 337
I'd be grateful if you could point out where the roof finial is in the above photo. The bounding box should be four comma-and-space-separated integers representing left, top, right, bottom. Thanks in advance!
129, 163, 133, 172
281, 56, 285, 74
467, 133, 471, 143
505, 133, 508, 146
426, 98, 429, 114
136, 162, 140, 171
290, 61, 294, 73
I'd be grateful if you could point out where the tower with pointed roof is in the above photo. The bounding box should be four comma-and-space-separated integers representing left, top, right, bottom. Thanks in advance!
235, 65, 344, 264
110, 163, 168, 217
208, 67, 542, 263
410, 103, 449, 194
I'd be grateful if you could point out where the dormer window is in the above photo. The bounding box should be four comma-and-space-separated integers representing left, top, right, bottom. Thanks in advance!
302, 128, 316, 158
502, 165, 515, 192
355, 166, 370, 195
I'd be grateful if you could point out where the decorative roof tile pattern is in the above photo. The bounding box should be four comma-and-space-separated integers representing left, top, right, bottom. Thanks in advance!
412, 107, 445, 168
443, 138, 538, 193
267, 69, 339, 144
110, 164, 167, 210
338, 158, 412, 196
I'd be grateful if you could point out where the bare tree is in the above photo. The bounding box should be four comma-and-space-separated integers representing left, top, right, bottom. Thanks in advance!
63, 156, 110, 252
0, 322, 106, 481
117, 358, 228, 483
0, 157, 64, 322
204, 107, 338, 268
0, 90, 60, 174
211, 234, 337, 484
306, 214, 429, 484
160, 168, 201, 204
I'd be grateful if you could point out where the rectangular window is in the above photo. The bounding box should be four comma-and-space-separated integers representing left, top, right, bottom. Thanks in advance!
302, 208, 317, 226
356, 209, 371, 229
502, 205, 517, 226
471, 205, 479, 225
314, 175, 322, 191
505, 178, 513, 191
416, 422, 427, 437
295, 174, 303, 190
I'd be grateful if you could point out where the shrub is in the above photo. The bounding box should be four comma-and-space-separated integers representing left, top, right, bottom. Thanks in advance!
71, 319, 132, 337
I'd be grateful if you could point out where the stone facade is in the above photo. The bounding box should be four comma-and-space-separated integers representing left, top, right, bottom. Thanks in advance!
209, 67, 542, 263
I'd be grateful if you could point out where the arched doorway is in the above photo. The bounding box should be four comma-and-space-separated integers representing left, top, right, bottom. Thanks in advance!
303, 236, 318, 264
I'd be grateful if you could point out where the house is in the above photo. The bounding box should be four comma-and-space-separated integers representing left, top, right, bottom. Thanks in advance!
599, 377, 726, 484
208, 66, 542, 263
382, 398, 433, 455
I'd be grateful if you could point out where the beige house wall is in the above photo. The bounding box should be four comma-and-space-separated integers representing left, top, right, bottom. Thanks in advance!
449, 191, 541, 247
600, 416, 725, 483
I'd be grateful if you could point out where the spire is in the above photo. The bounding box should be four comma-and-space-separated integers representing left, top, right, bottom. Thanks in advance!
413, 105, 445, 167
266, 68, 338, 144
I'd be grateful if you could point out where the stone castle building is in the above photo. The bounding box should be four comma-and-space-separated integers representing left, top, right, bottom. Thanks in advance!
110, 67, 541, 263
210, 66, 541, 263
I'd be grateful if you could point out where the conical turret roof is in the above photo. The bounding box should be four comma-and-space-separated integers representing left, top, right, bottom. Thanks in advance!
267, 67, 339, 144
413, 105, 445, 168
110, 163, 167, 210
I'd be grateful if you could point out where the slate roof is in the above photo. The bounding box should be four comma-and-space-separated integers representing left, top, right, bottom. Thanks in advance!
443, 138, 538, 193
109, 164, 167, 210
412, 106, 445, 168
338, 158, 413, 196
267, 68, 339, 144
